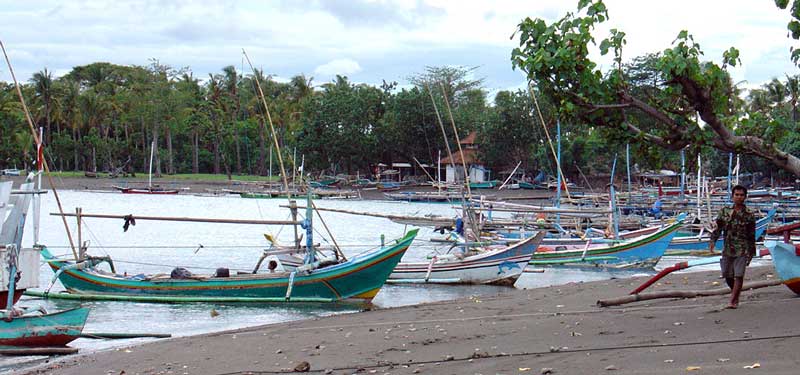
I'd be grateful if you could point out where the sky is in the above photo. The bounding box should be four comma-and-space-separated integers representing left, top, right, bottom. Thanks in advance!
1, 0, 798, 96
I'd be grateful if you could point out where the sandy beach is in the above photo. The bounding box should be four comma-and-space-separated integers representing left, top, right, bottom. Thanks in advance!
16, 265, 799, 375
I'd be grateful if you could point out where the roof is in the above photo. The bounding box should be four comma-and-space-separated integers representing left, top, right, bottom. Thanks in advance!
439, 149, 481, 165
459, 131, 477, 145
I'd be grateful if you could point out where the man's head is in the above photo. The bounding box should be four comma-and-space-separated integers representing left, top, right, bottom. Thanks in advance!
732, 185, 747, 205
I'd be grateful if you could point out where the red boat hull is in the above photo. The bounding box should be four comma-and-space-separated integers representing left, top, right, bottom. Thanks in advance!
0, 290, 24, 309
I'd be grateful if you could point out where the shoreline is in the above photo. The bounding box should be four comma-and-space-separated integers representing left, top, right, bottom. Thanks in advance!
19, 265, 800, 375
0, 175, 558, 201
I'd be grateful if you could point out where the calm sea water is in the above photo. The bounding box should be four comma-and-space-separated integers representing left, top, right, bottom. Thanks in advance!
3, 190, 771, 371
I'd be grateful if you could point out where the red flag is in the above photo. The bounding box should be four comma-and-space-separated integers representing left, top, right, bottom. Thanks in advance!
37, 142, 44, 171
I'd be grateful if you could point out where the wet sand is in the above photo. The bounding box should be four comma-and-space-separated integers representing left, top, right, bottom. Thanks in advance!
20, 266, 800, 375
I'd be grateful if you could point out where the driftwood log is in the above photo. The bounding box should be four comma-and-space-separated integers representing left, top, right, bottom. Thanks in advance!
597, 279, 783, 307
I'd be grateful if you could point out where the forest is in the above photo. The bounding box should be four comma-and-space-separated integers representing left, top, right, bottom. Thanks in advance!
1, 60, 798, 184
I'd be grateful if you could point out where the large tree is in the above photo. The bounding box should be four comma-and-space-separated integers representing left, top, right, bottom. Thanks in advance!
511, 0, 800, 176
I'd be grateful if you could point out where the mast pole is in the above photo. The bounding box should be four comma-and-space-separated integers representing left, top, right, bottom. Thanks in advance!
1, 39, 77, 260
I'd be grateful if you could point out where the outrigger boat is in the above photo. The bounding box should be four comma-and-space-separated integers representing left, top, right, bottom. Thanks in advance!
1, 178, 89, 348
40, 194, 417, 303
529, 213, 687, 268
664, 209, 776, 255
112, 139, 179, 195
765, 221, 800, 295
387, 232, 545, 285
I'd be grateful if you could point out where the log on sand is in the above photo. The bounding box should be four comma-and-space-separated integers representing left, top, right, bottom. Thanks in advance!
597, 279, 783, 307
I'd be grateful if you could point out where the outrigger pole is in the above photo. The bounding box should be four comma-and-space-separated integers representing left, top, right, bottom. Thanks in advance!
51, 212, 301, 226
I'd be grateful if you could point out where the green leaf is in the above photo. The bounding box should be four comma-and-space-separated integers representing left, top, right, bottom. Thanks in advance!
776, 0, 790, 10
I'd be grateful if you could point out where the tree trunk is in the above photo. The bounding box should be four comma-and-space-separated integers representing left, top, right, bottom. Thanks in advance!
235, 128, 242, 175
213, 137, 221, 175
141, 117, 147, 173
192, 129, 199, 174
257, 119, 267, 176
153, 127, 162, 178
166, 126, 174, 175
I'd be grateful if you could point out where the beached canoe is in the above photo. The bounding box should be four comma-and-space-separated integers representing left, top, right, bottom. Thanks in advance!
388, 232, 545, 285
529, 213, 687, 268
0, 307, 89, 347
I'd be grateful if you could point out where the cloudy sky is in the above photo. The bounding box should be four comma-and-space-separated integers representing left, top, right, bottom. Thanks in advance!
1, 0, 798, 94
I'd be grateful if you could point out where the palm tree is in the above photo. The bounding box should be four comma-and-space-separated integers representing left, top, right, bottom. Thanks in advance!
30, 68, 55, 143
786, 74, 800, 123
222, 65, 242, 174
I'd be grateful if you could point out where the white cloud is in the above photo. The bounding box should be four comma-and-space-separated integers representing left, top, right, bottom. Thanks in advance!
314, 58, 363, 77
0, 0, 797, 90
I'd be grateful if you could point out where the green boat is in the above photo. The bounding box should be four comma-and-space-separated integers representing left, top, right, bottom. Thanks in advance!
41, 229, 416, 303
0, 307, 90, 347
40, 193, 418, 303
240, 192, 319, 199
469, 180, 500, 189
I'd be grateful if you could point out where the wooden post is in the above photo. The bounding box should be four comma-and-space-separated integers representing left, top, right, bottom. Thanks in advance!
290, 200, 300, 249
76, 207, 84, 261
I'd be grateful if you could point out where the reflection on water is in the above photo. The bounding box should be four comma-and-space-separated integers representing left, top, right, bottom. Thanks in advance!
4, 190, 769, 370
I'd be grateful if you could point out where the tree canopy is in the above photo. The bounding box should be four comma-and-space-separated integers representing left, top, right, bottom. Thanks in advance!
511, 0, 800, 176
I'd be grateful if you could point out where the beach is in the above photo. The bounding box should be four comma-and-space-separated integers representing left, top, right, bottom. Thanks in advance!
19, 265, 799, 375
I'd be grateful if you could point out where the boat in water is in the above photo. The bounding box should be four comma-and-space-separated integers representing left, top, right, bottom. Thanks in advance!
1, 178, 89, 348
40, 195, 418, 303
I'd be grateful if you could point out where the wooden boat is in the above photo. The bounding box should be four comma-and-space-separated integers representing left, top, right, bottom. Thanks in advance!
112, 139, 179, 194
469, 180, 500, 189
309, 177, 340, 188
2, 178, 90, 348
529, 213, 687, 268
383, 191, 462, 202
765, 221, 800, 295
40, 227, 418, 303
114, 186, 180, 195
0, 307, 89, 347
665, 209, 776, 254
387, 232, 545, 285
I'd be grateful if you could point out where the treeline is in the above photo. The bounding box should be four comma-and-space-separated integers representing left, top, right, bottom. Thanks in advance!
1, 62, 798, 182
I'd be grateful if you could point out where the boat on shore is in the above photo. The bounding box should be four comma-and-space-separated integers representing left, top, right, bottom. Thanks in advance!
765, 221, 800, 295
529, 213, 687, 268
387, 232, 545, 285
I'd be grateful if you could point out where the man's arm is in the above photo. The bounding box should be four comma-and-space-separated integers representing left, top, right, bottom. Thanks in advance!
708, 209, 725, 252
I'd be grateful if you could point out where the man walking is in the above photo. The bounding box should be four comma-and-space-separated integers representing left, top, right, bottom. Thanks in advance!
709, 185, 756, 309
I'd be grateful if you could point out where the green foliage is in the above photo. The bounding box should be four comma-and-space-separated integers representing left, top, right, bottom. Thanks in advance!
513, 0, 800, 177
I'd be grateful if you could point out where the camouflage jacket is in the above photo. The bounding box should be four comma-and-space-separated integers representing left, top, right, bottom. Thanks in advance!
709, 206, 756, 257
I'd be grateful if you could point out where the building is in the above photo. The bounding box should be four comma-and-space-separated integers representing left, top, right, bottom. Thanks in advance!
437, 132, 491, 184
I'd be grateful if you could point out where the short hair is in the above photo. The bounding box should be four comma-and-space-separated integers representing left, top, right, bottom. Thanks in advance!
732, 185, 747, 196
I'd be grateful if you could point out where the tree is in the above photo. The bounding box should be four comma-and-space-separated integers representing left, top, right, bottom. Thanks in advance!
512, 0, 800, 176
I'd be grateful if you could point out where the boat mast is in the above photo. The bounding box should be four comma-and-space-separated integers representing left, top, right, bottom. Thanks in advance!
1, 39, 78, 260
148, 139, 155, 189
33, 127, 43, 245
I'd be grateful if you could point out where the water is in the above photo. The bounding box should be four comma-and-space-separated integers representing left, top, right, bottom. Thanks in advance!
5, 190, 772, 370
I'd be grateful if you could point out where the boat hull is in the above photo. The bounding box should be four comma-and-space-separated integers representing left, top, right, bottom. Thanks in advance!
0, 307, 89, 347
530, 214, 686, 268
766, 240, 800, 295
42, 231, 418, 302
389, 232, 544, 285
